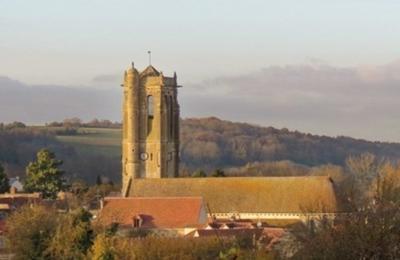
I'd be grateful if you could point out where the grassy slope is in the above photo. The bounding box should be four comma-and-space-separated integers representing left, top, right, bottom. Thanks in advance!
56, 128, 121, 158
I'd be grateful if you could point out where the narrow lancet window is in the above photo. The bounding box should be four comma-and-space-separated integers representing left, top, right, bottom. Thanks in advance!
147, 95, 154, 135
169, 96, 174, 139
164, 95, 169, 139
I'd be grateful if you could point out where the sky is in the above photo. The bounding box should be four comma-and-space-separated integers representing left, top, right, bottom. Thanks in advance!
1, 0, 400, 142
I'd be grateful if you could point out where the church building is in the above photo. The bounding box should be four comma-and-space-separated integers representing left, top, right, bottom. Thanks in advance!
120, 63, 338, 222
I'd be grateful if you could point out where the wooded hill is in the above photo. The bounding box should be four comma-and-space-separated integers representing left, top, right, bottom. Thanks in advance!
181, 117, 400, 169
1, 117, 400, 183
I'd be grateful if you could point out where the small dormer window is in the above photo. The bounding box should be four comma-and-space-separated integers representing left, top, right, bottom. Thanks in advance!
133, 218, 140, 228
133, 215, 143, 228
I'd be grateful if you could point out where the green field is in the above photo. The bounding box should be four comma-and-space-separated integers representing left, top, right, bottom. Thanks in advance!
56, 128, 122, 158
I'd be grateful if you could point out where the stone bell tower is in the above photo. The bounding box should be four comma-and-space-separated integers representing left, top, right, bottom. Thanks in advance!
121, 62, 180, 196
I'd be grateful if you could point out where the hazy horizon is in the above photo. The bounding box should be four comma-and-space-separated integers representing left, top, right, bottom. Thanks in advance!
2, 0, 400, 142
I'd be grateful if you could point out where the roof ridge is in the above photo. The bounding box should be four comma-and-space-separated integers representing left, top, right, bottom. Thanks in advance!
134, 176, 332, 181
105, 196, 203, 200
139, 65, 160, 77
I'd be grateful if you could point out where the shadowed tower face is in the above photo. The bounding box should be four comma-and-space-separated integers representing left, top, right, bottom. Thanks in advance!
122, 63, 180, 196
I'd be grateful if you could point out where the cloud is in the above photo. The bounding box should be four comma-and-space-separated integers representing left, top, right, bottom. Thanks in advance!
0, 76, 121, 124
92, 74, 121, 84
180, 61, 400, 142
357, 59, 400, 82
1, 60, 400, 142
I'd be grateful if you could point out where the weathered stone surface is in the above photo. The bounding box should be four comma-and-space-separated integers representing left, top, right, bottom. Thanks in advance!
122, 64, 180, 196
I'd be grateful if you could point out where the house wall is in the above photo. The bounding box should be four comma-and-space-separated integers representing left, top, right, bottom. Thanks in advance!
211, 212, 337, 222
118, 227, 197, 237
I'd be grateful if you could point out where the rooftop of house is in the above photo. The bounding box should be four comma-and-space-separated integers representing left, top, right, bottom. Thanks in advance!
8, 177, 23, 192
0, 192, 41, 199
128, 176, 338, 213
206, 219, 258, 229
96, 197, 207, 229
0, 192, 42, 210
189, 228, 264, 239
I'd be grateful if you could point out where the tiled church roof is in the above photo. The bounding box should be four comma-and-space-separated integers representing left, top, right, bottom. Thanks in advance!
128, 176, 337, 213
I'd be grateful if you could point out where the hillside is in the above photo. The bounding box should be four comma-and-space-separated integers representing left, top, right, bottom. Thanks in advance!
180, 117, 400, 168
1, 117, 400, 183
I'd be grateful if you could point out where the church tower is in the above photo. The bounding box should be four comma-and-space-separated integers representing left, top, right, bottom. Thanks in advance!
121, 63, 180, 196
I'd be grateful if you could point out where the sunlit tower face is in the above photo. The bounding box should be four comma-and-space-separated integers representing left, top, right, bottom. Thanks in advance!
121, 63, 180, 196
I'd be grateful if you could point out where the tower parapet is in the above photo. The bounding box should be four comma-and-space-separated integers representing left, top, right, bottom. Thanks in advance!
122, 63, 180, 196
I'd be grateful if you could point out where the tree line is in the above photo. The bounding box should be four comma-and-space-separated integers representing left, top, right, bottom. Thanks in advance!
46, 118, 121, 129
3, 116, 400, 183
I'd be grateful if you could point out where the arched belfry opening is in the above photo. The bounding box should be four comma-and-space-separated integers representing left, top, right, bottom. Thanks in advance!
122, 63, 181, 196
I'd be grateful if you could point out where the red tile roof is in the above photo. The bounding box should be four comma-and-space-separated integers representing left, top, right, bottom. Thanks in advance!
188, 226, 285, 250
97, 197, 206, 229
191, 228, 263, 238
206, 221, 256, 229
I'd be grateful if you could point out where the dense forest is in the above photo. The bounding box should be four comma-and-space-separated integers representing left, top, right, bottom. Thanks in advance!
181, 117, 400, 169
2, 117, 400, 184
